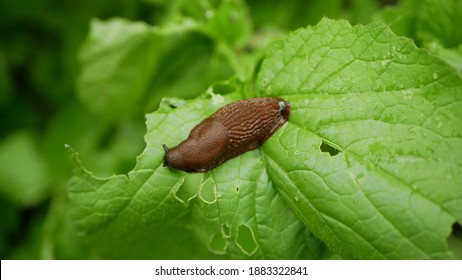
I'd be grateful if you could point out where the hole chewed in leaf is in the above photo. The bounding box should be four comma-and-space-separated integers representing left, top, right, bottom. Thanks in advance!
452, 223, 462, 234
235, 224, 258, 256
320, 140, 341, 156
174, 173, 203, 206
199, 178, 217, 204
221, 224, 231, 238
209, 232, 227, 255
447, 223, 462, 259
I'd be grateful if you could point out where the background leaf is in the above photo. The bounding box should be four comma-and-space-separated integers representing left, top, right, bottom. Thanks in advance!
257, 18, 462, 259
76, 18, 162, 120
0, 131, 49, 206
374, 0, 462, 72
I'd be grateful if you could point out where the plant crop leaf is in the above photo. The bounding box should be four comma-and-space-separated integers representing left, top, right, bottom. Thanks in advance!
69, 18, 462, 259
76, 18, 162, 120
257, 18, 462, 259
68, 93, 325, 259
76, 17, 236, 120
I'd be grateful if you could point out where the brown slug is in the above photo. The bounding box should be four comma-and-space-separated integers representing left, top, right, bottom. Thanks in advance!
163, 97, 291, 172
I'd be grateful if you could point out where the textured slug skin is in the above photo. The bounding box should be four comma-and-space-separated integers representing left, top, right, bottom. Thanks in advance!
163, 97, 291, 172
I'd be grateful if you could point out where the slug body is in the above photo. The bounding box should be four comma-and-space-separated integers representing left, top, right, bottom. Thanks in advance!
163, 97, 291, 172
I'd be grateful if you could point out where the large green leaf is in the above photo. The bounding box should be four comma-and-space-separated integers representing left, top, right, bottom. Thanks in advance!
68, 92, 325, 259
257, 18, 462, 259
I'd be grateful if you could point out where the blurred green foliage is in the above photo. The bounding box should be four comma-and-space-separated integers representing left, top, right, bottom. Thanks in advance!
1, 0, 461, 259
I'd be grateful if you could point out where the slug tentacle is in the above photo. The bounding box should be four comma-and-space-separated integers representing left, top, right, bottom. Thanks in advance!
162, 144, 169, 166
163, 97, 290, 172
